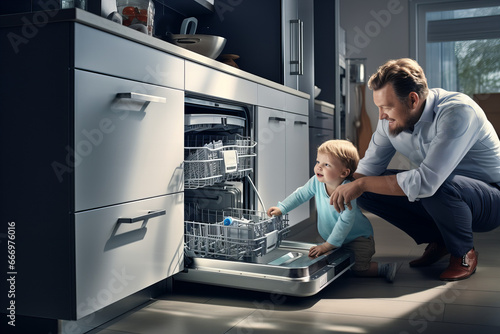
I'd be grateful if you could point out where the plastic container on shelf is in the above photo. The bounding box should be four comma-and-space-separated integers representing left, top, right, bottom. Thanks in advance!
116, 0, 155, 36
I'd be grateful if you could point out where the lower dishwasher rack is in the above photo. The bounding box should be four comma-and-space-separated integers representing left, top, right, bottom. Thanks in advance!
184, 204, 289, 261
175, 240, 355, 297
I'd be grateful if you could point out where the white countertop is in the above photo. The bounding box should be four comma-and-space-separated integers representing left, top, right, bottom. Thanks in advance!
314, 99, 335, 115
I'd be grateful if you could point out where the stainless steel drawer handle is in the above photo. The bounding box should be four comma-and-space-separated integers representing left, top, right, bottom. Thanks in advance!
294, 121, 307, 125
117, 209, 166, 224
269, 116, 286, 122
116, 92, 167, 104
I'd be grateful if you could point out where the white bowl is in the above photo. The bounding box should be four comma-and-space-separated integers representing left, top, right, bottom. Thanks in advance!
166, 33, 226, 59
314, 86, 321, 98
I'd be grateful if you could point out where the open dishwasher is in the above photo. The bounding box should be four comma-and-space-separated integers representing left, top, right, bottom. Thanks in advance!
174, 97, 354, 296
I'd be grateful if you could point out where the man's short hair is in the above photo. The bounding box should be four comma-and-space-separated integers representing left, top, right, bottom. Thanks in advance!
368, 58, 429, 103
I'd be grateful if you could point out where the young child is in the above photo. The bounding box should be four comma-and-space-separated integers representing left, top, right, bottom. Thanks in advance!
267, 139, 397, 282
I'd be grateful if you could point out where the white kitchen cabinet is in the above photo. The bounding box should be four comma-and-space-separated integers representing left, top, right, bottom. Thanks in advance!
74, 70, 184, 211
256, 107, 287, 210
256, 106, 310, 226
72, 70, 185, 319
0, 20, 184, 322
75, 193, 183, 318
285, 113, 310, 223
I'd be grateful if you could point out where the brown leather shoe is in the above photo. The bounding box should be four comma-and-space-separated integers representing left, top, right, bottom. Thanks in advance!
440, 248, 478, 281
409, 242, 449, 267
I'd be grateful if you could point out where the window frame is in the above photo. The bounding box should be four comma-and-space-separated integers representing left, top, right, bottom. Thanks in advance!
409, 0, 500, 69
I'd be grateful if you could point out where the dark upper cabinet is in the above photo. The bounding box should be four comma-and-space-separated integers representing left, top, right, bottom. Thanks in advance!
195, 0, 283, 84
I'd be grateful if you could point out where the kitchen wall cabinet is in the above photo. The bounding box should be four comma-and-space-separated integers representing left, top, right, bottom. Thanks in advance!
0, 20, 184, 322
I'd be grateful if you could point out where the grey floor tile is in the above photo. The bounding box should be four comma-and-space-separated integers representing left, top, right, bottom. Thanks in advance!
451, 289, 500, 308
227, 310, 500, 334
92, 213, 500, 334
444, 304, 500, 327
102, 300, 254, 334
88, 330, 135, 334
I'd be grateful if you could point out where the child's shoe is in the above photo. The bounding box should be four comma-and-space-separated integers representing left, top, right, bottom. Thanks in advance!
379, 262, 398, 283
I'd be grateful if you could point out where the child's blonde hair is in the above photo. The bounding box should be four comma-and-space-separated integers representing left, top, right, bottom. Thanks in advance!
317, 140, 359, 180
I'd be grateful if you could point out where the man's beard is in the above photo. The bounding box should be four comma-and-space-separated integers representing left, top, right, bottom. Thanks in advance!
389, 106, 421, 136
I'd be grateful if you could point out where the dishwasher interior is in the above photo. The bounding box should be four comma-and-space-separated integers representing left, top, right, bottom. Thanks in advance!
175, 96, 354, 296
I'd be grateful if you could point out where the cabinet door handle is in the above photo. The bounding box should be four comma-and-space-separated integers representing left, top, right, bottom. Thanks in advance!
117, 209, 166, 224
316, 133, 329, 137
290, 19, 304, 75
116, 92, 167, 104
269, 116, 286, 122
294, 121, 307, 125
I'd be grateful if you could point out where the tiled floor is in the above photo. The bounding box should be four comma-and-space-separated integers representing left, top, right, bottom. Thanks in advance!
90, 212, 500, 334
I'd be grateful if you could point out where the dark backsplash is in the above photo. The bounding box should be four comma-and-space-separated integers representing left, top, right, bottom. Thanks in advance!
0, 1, 212, 38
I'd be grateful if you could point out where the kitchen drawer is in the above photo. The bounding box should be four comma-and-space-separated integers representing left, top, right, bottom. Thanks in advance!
75, 193, 184, 319
257, 84, 309, 117
285, 93, 309, 116
311, 100, 335, 129
185, 61, 258, 104
310, 128, 334, 151
74, 70, 184, 211
74, 23, 184, 90
257, 84, 286, 110
310, 110, 334, 130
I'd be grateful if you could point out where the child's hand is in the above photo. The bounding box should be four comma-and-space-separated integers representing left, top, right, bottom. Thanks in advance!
309, 242, 335, 258
267, 207, 282, 217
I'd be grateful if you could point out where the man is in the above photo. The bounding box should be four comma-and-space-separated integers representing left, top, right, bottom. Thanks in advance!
331, 58, 500, 281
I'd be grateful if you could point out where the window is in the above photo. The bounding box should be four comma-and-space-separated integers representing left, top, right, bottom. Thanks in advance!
411, 0, 500, 97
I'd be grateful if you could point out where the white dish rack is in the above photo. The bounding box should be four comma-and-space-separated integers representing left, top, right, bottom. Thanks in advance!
184, 203, 290, 260
184, 134, 256, 189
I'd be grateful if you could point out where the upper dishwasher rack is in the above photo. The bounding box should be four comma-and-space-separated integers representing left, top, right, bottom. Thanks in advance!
184, 134, 256, 189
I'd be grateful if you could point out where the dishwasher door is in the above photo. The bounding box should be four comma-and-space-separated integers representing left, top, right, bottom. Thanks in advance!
175, 241, 354, 297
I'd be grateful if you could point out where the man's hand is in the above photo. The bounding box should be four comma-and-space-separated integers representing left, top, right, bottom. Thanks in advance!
330, 180, 364, 212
